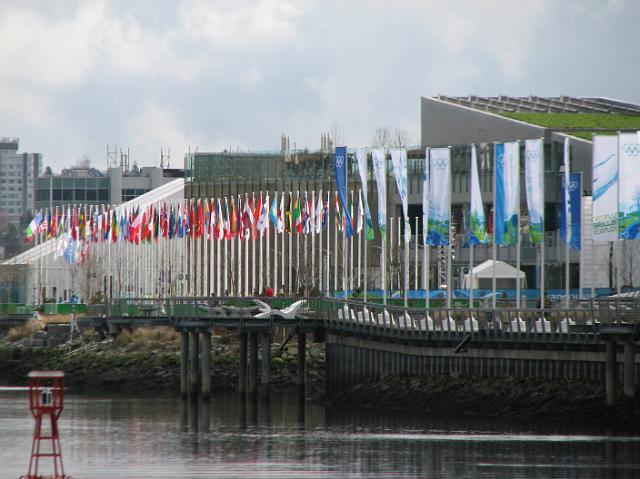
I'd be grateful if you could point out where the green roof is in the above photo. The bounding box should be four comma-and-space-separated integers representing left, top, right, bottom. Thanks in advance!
501, 112, 640, 140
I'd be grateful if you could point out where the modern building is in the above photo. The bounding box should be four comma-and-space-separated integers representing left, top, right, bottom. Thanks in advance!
418, 95, 640, 290
35, 165, 184, 210
0, 138, 41, 225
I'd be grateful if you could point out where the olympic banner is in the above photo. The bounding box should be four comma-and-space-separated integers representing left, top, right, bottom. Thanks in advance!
560, 172, 582, 250
469, 144, 488, 245
618, 133, 640, 240
422, 151, 429, 246
334, 146, 353, 238
592, 135, 618, 242
524, 138, 545, 244
495, 142, 519, 245
427, 147, 450, 246
355, 148, 374, 240
372, 148, 387, 239
391, 148, 411, 242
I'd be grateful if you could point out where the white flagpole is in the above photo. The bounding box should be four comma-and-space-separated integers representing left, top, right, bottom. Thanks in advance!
265, 202, 270, 294
357, 201, 362, 289
470, 243, 474, 309
223, 214, 228, 296
492, 144, 498, 309
363, 212, 368, 303
540, 136, 546, 314
389, 219, 394, 290
311, 190, 316, 289
325, 191, 330, 292
414, 216, 418, 290
516, 140, 522, 311
334, 192, 338, 292
446, 146, 453, 310
273, 191, 278, 296
349, 190, 354, 292
252, 193, 257, 295
289, 192, 293, 295
564, 138, 571, 309
259, 193, 263, 294
281, 191, 285, 294
318, 191, 323, 293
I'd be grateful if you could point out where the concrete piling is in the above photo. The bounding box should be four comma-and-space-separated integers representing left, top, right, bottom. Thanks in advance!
201, 331, 211, 400
248, 332, 258, 395
238, 332, 247, 393
261, 333, 271, 400
189, 330, 199, 397
624, 340, 635, 409
606, 339, 618, 408
297, 333, 306, 394
180, 331, 189, 398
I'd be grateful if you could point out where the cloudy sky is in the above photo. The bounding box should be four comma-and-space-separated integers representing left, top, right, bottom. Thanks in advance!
0, 0, 637, 172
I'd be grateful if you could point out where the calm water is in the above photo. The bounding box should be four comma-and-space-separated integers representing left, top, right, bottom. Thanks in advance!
1, 388, 640, 478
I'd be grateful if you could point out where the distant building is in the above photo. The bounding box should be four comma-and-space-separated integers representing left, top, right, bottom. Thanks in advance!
0, 138, 41, 225
35, 165, 184, 210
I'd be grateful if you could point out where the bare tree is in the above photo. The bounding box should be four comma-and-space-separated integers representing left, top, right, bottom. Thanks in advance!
392, 128, 412, 148
372, 127, 392, 148
372, 127, 412, 148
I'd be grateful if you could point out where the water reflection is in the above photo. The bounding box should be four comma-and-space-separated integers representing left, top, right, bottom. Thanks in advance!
1, 389, 640, 478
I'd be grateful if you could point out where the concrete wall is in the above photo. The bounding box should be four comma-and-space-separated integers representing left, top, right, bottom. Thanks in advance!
325, 334, 637, 394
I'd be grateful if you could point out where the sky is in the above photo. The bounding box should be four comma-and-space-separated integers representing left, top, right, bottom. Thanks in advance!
0, 0, 638, 172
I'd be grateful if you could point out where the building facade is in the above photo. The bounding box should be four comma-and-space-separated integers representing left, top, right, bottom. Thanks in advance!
0, 138, 41, 225
35, 166, 184, 210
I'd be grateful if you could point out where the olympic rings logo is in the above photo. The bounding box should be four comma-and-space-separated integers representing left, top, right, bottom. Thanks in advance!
432, 158, 448, 170
623, 143, 640, 156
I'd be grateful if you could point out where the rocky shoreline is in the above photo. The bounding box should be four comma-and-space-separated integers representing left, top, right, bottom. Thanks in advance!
2, 328, 637, 421
0, 330, 325, 394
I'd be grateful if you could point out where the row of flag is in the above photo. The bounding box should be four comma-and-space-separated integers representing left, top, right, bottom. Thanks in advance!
24, 190, 376, 253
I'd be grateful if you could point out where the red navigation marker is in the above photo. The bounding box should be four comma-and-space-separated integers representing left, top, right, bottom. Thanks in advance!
21, 371, 71, 479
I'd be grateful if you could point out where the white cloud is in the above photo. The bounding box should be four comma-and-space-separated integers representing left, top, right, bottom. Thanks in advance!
238, 66, 263, 90
178, 0, 309, 47
125, 101, 202, 166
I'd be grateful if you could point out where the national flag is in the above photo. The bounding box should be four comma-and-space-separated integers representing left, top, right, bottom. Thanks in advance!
278, 193, 285, 233
256, 194, 270, 233
334, 192, 342, 231
269, 194, 278, 227
293, 193, 302, 233
25, 211, 42, 242
357, 190, 364, 234
315, 191, 323, 234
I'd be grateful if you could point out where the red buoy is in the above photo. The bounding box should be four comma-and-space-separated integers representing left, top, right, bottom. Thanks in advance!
22, 371, 70, 479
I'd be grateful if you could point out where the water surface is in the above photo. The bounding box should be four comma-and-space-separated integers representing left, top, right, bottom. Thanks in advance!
1, 389, 639, 478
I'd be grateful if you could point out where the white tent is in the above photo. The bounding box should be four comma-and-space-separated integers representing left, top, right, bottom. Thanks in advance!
463, 259, 526, 289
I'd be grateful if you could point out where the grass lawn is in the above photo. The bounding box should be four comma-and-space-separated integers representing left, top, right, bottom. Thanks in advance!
501, 113, 640, 140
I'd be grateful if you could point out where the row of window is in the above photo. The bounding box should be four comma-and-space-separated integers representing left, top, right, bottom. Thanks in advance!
35, 189, 110, 202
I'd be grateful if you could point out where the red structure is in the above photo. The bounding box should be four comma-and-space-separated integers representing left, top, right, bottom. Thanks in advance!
23, 371, 69, 479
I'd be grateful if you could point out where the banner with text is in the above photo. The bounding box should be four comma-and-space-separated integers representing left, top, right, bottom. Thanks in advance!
592, 135, 618, 242
618, 133, 640, 240
427, 147, 450, 246
524, 138, 545, 244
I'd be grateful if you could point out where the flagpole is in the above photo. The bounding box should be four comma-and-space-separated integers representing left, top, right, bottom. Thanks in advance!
516, 140, 522, 311
363, 211, 368, 303
389, 219, 393, 291
414, 216, 418, 290
492, 143, 498, 309
259, 193, 264, 294
334, 191, 338, 292
357, 198, 362, 290
446, 146, 453, 310
404, 216, 409, 310
311, 190, 316, 289
273, 191, 278, 296
564, 138, 571, 309
350, 190, 354, 292
318, 191, 323, 294
281, 191, 285, 295
325, 190, 330, 293
540, 137, 546, 315
252, 193, 257, 294
289, 191, 293, 296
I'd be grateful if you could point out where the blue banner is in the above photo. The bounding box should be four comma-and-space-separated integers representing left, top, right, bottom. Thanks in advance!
560, 172, 581, 250
494, 143, 505, 244
334, 146, 354, 238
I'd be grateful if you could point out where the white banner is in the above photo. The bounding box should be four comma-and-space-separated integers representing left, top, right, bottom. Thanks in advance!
422, 150, 429, 245
592, 135, 619, 242
618, 132, 640, 240
469, 144, 488, 245
391, 148, 411, 242
372, 148, 387, 239
427, 147, 450, 246
524, 139, 544, 244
